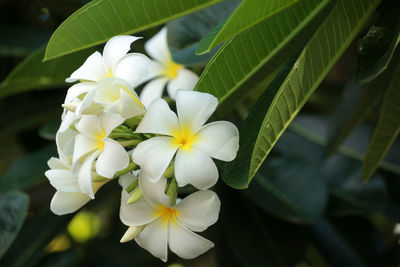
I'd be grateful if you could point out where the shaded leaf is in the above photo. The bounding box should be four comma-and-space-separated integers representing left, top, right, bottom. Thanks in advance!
363, 60, 400, 181
167, 0, 240, 66
0, 191, 29, 258
39, 117, 60, 141
356, 1, 400, 84
195, 0, 332, 107
222, 0, 382, 189
44, 0, 223, 61
0, 47, 94, 99
0, 145, 56, 193
196, 0, 299, 54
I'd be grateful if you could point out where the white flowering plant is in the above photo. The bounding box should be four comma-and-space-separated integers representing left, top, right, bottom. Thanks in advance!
1, 0, 400, 266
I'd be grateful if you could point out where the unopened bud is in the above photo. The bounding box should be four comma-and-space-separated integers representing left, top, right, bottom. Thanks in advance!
126, 179, 139, 193
120, 226, 144, 243
127, 188, 142, 204
163, 161, 174, 178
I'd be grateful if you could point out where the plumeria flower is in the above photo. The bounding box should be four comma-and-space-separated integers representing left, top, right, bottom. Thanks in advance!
72, 112, 129, 198
140, 27, 199, 108
46, 129, 106, 215
64, 35, 149, 119
119, 172, 220, 262
132, 90, 239, 189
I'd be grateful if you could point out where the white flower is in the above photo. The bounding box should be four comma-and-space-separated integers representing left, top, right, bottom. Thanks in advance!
45, 129, 105, 215
119, 172, 220, 262
65, 35, 149, 119
140, 27, 199, 108
72, 112, 129, 198
132, 90, 239, 189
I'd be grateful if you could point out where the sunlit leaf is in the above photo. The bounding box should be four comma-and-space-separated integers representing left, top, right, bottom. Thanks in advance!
0, 47, 94, 99
222, 0, 382, 189
195, 0, 332, 107
363, 61, 400, 181
44, 0, 223, 61
196, 0, 299, 54
0, 191, 29, 258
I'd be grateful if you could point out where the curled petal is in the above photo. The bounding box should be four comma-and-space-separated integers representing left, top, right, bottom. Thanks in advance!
65, 82, 96, 104
66, 51, 107, 82
114, 53, 150, 87
175, 190, 220, 232
95, 138, 129, 178
166, 68, 198, 99
45, 169, 80, 192
59, 111, 79, 133
174, 148, 218, 190
135, 218, 168, 262
103, 35, 141, 73
176, 90, 218, 132
109, 89, 145, 119
78, 150, 100, 199
72, 134, 98, 166
50, 191, 91, 215
194, 121, 239, 161
47, 157, 68, 170
132, 137, 178, 182
168, 219, 214, 260
140, 77, 169, 109
135, 99, 179, 136
56, 128, 77, 162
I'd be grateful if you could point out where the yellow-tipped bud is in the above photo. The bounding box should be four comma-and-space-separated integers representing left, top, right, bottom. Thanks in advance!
120, 226, 144, 243
127, 188, 142, 204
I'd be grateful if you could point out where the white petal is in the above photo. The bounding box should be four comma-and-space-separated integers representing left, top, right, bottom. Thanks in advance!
135, 98, 179, 136
143, 61, 165, 82
45, 169, 80, 192
139, 77, 168, 109
119, 189, 157, 227
144, 27, 171, 64
174, 148, 218, 190
175, 190, 220, 232
66, 51, 107, 82
76, 87, 98, 116
103, 35, 141, 73
75, 115, 103, 138
65, 82, 96, 104
95, 138, 129, 178
100, 112, 125, 136
78, 150, 100, 198
168, 219, 214, 260
56, 128, 77, 162
114, 53, 150, 87
50, 191, 91, 215
109, 89, 145, 119
132, 137, 178, 182
176, 90, 218, 132
118, 172, 137, 188
47, 157, 68, 170
135, 218, 168, 262
59, 111, 80, 133
194, 121, 239, 161
166, 68, 198, 99
139, 172, 170, 208
72, 134, 98, 166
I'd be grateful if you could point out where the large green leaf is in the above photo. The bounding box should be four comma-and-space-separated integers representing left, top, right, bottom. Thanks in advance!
194, 0, 332, 107
0, 145, 56, 193
167, 0, 240, 66
363, 61, 400, 181
0, 191, 29, 258
196, 0, 299, 54
222, 0, 381, 189
356, 1, 400, 84
44, 0, 223, 61
0, 47, 94, 99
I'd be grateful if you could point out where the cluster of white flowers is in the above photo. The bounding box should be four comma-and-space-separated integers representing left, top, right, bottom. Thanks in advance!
45, 28, 239, 262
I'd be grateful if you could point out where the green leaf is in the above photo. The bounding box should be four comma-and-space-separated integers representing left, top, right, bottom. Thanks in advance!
0, 211, 72, 267
196, 0, 299, 54
44, 0, 223, 61
0, 191, 29, 258
0, 47, 94, 99
0, 145, 56, 193
222, 0, 381, 189
194, 0, 332, 107
363, 61, 400, 181
167, 0, 240, 66
356, 1, 400, 84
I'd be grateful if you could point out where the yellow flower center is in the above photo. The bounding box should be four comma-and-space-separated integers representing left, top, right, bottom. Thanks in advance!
154, 205, 179, 226
95, 130, 107, 150
172, 126, 197, 150
164, 60, 183, 79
